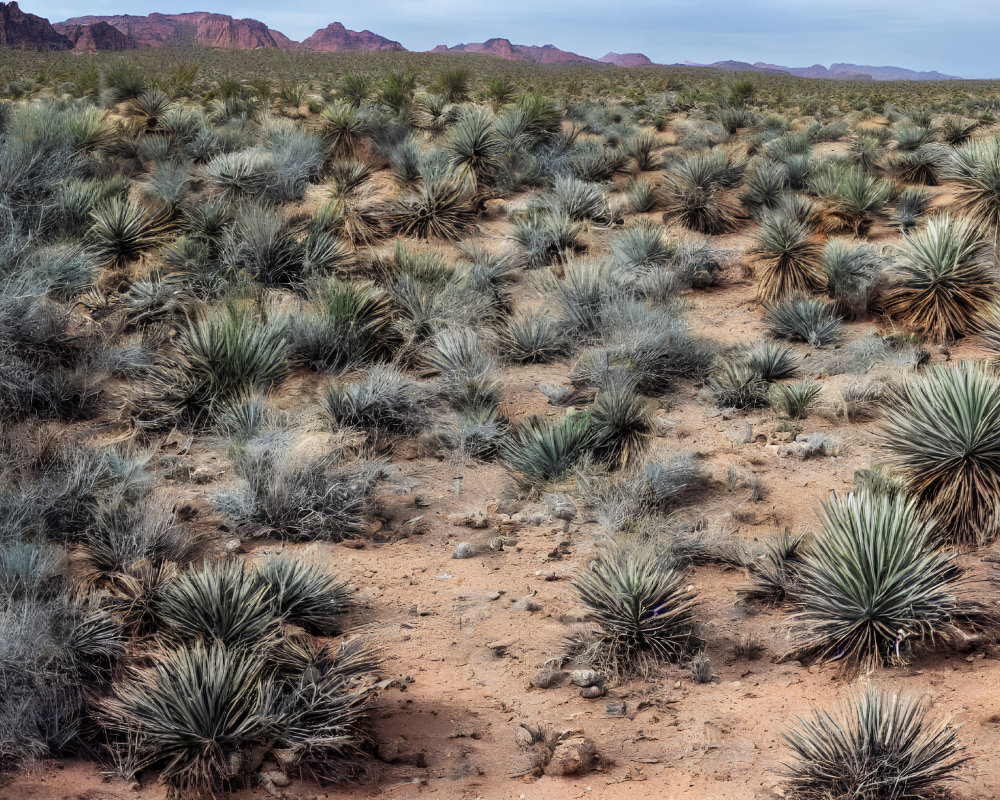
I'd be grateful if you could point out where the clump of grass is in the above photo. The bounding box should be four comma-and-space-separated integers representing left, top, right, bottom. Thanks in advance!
587, 381, 657, 470
322, 365, 429, 437
821, 238, 883, 318
571, 541, 699, 676
893, 186, 930, 230
884, 214, 997, 341
742, 530, 803, 602
788, 490, 995, 670
496, 310, 566, 364
782, 686, 968, 800
766, 297, 843, 346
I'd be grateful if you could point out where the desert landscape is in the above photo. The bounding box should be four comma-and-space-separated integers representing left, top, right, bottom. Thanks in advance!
2, 2, 1000, 798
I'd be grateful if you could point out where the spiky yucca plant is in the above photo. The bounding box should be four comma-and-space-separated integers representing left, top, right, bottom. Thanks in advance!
180, 306, 291, 411
766, 296, 842, 346
573, 542, 698, 675
782, 686, 968, 800
102, 642, 273, 797
884, 214, 997, 341
383, 172, 477, 240
496, 310, 566, 364
881, 361, 1000, 545
445, 106, 501, 185
89, 197, 171, 269
947, 136, 1000, 236
770, 379, 820, 419
253, 557, 350, 636
318, 102, 369, 160
662, 150, 743, 234
588, 381, 656, 469
157, 559, 281, 649
502, 412, 595, 487
752, 211, 824, 303
789, 490, 992, 669
741, 338, 799, 382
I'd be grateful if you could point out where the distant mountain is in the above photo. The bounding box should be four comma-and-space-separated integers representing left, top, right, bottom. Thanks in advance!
300, 21, 403, 52
55, 12, 293, 49
599, 52, 653, 67
430, 37, 597, 64
685, 59, 961, 81
58, 20, 136, 51
0, 1, 69, 50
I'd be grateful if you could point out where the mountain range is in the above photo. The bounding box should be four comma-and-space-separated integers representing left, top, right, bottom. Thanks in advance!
0, 1, 966, 80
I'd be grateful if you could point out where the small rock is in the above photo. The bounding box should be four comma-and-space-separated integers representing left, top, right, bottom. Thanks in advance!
570, 669, 603, 688
514, 725, 535, 748
519, 596, 542, 612
413, 494, 430, 507
453, 542, 475, 559
448, 511, 490, 529
223, 538, 242, 554
605, 701, 627, 716
579, 684, 604, 699
548, 732, 599, 776
531, 667, 566, 689
486, 640, 513, 657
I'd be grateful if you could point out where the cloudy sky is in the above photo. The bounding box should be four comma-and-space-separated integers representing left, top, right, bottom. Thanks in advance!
35, 0, 998, 78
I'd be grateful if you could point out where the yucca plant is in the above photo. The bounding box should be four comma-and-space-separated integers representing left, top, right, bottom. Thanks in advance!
502, 412, 596, 487
770, 378, 820, 419
102, 642, 273, 796
751, 211, 824, 303
179, 305, 291, 413
741, 338, 799, 381
624, 177, 661, 213
893, 186, 930, 230
624, 130, 664, 171
884, 214, 997, 341
89, 197, 171, 269
157, 558, 281, 649
328, 159, 373, 198
495, 310, 566, 364
662, 149, 744, 234
610, 219, 673, 272
253, 557, 350, 636
766, 297, 843, 346
788, 490, 994, 669
383, 171, 477, 240
573, 541, 698, 675
947, 136, 1000, 237
940, 116, 977, 146
741, 159, 788, 212
821, 238, 883, 318
318, 102, 369, 160
829, 167, 896, 235
588, 381, 656, 469
891, 144, 947, 186
445, 106, 501, 185
711, 359, 770, 408
881, 361, 1000, 545
782, 686, 968, 800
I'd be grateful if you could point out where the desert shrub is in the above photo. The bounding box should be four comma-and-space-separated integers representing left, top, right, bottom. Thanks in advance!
587, 381, 657, 469
770, 379, 821, 419
821, 238, 883, 318
610, 219, 673, 273
782, 686, 968, 800
496, 310, 566, 364
893, 186, 930, 230
947, 136, 1000, 236
221, 203, 350, 288
510, 208, 582, 268
322, 365, 428, 436
157, 558, 280, 649
328, 159, 373, 198
445, 105, 501, 185
624, 177, 661, 212
890, 144, 947, 185
102, 642, 274, 796
88, 197, 171, 269
214, 442, 386, 541
569, 139, 629, 182
881, 361, 1000, 545
711, 359, 769, 408
83, 499, 195, 577
319, 102, 369, 160
766, 297, 843, 346
252, 557, 350, 635
624, 130, 664, 171
740, 338, 799, 382
383, 171, 478, 240
940, 116, 977, 145
742, 530, 803, 602
751, 210, 824, 303
502, 412, 595, 487
825, 166, 896, 235
741, 159, 788, 213
287, 279, 394, 372
572, 541, 698, 675
662, 150, 742, 234
788, 490, 994, 669
883, 214, 997, 341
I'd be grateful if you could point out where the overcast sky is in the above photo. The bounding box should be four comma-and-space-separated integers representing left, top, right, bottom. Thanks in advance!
34, 0, 998, 78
